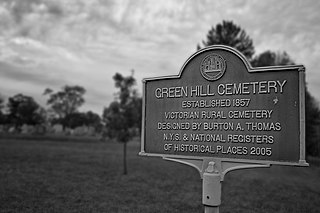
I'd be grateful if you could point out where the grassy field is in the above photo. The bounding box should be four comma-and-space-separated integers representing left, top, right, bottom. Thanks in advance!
0, 138, 319, 213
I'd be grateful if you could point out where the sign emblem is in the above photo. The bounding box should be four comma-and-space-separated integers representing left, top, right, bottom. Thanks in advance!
200, 54, 226, 81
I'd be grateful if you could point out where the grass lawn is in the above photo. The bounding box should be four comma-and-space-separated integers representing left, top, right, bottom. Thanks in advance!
0, 138, 319, 213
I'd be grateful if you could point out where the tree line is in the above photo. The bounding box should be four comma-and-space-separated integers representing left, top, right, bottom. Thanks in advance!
0, 86, 100, 133
0, 82, 141, 136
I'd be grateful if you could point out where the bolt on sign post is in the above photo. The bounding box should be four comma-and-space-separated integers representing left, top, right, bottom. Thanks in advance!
139, 45, 308, 212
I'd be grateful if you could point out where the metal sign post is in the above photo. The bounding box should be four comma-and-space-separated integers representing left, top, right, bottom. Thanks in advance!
164, 156, 270, 212
140, 45, 308, 212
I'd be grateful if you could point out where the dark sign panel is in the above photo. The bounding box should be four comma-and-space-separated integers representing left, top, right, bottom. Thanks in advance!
140, 45, 307, 165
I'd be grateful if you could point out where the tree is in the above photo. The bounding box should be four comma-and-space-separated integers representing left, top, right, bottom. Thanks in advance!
128, 92, 142, 134
102, 72, 141, 175
251, 50, 295, 67
63, 111, 101, 131
84, 111, 102, 133
198, 20, 255, 60
0, 95, 5, 124
64, 112, 87, 129
0, 95, 4, 110
44, 85, 86, 129
305, 90, 320, 156
7, 94, 44, 128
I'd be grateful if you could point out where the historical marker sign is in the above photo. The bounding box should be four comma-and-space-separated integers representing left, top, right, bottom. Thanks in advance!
140, 45, 307, 166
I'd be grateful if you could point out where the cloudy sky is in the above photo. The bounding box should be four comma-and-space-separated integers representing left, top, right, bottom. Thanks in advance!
0, 0, 319, 114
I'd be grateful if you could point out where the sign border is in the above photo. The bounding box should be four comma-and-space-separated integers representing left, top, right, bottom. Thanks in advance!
139, 45, 308, 166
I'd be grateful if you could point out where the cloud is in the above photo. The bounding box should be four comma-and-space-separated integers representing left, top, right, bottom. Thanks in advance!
0, 0, 320, 113
0, 61, 65, 86
7, 0, 63, 22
